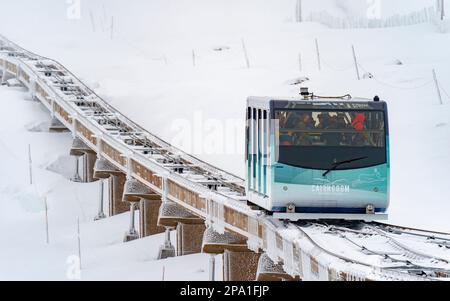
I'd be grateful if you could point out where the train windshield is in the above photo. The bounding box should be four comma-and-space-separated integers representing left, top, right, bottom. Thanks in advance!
275, 110, 387, 170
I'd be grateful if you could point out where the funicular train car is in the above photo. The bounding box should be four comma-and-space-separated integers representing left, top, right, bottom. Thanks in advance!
245, 91, 389, 221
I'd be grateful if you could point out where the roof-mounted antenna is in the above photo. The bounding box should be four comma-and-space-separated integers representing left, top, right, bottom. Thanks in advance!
300, 87, 312, 99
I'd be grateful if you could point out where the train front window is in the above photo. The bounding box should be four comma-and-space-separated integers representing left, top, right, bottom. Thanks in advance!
275, 110, 387, 170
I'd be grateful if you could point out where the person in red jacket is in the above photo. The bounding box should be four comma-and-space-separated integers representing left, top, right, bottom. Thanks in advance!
351, 113, 369, 146
352, 113, 366, 131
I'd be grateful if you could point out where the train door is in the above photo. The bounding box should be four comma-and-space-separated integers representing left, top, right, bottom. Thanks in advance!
264, 109, 271, 199
257, 109, 262, 194
246, 107, 251, 191
247, 105, 270, 207
257, 108, 269, 196
261, 109, 269, 197
247, 107, 258, 193
252, 108, 257, 192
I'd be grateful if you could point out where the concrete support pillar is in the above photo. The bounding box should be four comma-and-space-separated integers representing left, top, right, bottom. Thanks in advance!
1, 69, 10, 85
93, 157, 128, 219
139, 198, 165, 237
176, 223, 206, 256
70, 137, 96, 183
209, 254, 216, 281
108, 174, 129, 216
29, 79, 37, 102
158, 201, 203, 259
158, 227, 176, 259
223, 249, 261, 281
94, 179, 106, 221
124, 202, 139, 242
82, 154, 87, 182
72, 156, 82, 182
121, 178, 165, 239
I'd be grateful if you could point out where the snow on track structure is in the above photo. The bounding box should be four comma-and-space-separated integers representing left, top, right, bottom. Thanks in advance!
1, 34, 450, 281
295, 221, 450, 279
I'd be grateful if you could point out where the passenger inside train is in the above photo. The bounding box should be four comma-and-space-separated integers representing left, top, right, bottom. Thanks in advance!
277, 111, 384, 148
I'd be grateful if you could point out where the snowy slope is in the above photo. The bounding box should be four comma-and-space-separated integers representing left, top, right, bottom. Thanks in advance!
0, 86, 219, 280
0, 0, 449, 233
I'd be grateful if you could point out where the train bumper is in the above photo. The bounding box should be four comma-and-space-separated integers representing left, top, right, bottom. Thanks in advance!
272, 212, 388, 222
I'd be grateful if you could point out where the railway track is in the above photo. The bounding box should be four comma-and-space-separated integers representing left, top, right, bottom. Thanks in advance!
1, 33, 450, 281
294, 221, 450, 279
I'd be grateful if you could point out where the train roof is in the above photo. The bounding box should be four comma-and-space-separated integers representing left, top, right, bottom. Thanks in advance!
247, 96, 387, 111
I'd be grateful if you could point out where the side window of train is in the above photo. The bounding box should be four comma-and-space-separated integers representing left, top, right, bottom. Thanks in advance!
263, 110, 268, 195
275, 110, 386, 148
262, 110, 268, 162
252, 108, 257, 190
247, 107, 254, 190
257, 109, 261, 192
246, 107, 251, 160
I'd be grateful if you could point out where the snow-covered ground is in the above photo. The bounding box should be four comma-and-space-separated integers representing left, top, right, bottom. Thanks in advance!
0, 0, 449, 279
0, 85, 219, 280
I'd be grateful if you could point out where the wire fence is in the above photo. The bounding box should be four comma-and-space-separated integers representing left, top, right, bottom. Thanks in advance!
299, 32, 449, 106
312, 48, 440, 93
321, 58, 355, 72
438, 81, 450, 101
357, 62, 435, 90
305, 6, 444, 30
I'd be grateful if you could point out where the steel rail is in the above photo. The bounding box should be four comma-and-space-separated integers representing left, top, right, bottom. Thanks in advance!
372, 221, 450, 242
292, 224, 433, 280
365, 224, 449, 264
329, 226, 448, 271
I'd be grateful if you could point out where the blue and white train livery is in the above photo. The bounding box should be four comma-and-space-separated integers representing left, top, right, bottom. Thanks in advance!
245, 94, 389, 221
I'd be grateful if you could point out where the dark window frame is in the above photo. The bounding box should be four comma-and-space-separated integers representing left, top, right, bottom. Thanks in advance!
273, 108, 388, 170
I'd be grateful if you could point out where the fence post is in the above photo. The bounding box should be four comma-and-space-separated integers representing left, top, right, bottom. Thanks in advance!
296, 0, 303, 23
28, 144, 33, 185
432, 69, 443, 105
89, 11, 96, 33
45, 197, 49, 244
352, 45, 361, 80
315, 38, 321, 71
110, 16, 114, 40
77, 216, 82, 270
242, 39, 250, 69
298, 52, 302, 72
